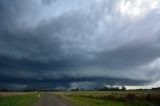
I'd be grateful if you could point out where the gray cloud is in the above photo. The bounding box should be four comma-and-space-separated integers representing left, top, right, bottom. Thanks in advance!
42, 0, 57, 5
0, 0, 160, 89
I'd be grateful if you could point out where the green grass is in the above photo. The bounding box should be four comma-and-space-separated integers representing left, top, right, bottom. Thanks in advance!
55, 91, 160, 106
0, 93, 39, 106
68, 96, 126, 106
67, 95, 155, 106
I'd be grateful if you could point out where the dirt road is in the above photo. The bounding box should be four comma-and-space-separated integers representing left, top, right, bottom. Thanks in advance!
34, 93, 71, 106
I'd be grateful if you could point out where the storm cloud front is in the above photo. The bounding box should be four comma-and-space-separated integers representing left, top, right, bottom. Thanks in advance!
0, 0, 160, 90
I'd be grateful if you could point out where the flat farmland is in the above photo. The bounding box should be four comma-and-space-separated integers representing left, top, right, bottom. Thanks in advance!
1, 91, 160, 106
54, 90, 160, 106
0, 92, 34, 97
0, 92, 39, 106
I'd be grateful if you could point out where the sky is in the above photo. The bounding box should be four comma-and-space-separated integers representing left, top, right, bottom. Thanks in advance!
0, 0, 160, 90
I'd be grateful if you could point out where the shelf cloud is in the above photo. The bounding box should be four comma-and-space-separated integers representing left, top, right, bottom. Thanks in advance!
0, 0, 160, 89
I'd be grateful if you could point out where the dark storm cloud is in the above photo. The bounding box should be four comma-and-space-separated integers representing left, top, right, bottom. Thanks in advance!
95, 44, 160, 69
0, 72, 149, 89
0, 0, 160, 89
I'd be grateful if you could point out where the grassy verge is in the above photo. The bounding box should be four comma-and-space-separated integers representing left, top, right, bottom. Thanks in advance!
0, 93, 40, 106
55, 91, 160, 106
68, 96, 126, 106
67, 96, 155, 106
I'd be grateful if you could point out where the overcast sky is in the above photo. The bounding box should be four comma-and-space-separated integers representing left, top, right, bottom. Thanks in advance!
0, 0, 160, 90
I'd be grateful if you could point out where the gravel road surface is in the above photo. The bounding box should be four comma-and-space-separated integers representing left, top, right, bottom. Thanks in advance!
34, 93, 71, 106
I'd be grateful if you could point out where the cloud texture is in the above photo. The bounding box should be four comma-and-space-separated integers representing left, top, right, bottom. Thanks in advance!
0, 0, 160, 89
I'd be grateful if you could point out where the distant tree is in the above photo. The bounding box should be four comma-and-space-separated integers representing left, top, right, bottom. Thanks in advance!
0, 88, 9, 92
121, 86, 126, 91
98, 87, 110, 91
110, 87, 120, 91
98, 87, 120, 91
71, 88, 80, 91
151, 87, 160, 90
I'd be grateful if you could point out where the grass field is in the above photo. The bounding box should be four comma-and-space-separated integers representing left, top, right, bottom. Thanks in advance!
1, 91, 160, 106
0, 93, 39, 106
54, 91, 160, 106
